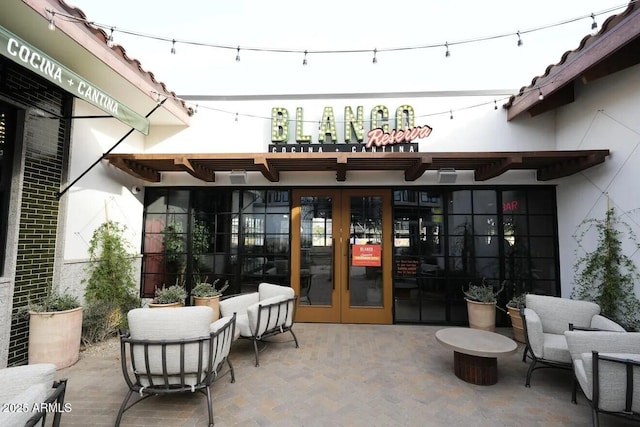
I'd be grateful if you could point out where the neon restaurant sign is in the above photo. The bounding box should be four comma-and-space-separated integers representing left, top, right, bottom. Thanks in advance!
269, 105, 432, 153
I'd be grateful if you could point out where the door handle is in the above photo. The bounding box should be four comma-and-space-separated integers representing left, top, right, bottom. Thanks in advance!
346, 242, 351, 291
331, 238, 336, 290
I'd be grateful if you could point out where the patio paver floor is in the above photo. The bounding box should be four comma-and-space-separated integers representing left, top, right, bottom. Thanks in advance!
53, 323, 636, 426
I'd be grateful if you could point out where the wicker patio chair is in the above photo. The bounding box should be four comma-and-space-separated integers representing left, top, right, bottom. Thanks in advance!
116, 306, 236, 427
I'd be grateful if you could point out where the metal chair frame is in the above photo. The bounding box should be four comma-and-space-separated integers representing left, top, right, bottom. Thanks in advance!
116, 313, 236, 427
25, 378, 68, 427
576, 351, 640, 427
245, 296, 299, 367
520, 307, 572, 387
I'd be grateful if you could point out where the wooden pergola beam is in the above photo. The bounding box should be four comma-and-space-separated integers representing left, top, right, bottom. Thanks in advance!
475, 156, 522, 181
404, 155, 432, 181
254, 156, 279, 182
174, 157, 215, 182
109, 157, 160, 182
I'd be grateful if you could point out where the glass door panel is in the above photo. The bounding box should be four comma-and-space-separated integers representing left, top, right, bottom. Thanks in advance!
292, 190, 340, 322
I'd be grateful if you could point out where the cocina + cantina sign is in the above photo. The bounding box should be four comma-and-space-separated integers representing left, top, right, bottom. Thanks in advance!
268, 104, 432, 153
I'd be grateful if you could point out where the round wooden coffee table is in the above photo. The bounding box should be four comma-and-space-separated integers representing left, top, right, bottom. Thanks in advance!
435, 327, 518, 385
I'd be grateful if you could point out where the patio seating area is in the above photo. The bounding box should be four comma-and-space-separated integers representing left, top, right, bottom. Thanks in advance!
53, 323, 636, 426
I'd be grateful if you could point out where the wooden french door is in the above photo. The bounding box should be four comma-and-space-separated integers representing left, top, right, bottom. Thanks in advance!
291, 189, 392, 324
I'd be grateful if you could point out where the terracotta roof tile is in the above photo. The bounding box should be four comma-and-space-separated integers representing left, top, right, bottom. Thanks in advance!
57, 0, 193, 117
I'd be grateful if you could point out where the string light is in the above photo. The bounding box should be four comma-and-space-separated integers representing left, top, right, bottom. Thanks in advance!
171, 39, 176, 55
156, 82, 552, 125
235, 112, 238, 122
48, 11, 56, 31
106, 27, 114, 48
194, 104, 198, 114
538, 87, 544, 100
42, 3, 631, 66
372, 48, 378, 64
303, 50, 308, 66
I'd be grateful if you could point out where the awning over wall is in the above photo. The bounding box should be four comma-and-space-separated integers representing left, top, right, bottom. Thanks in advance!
104, 150, 609, 183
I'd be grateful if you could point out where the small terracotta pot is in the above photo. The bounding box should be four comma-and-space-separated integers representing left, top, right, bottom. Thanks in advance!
193, 295, 221, 321
148, 301, 184, 308
465, 299, 496, 331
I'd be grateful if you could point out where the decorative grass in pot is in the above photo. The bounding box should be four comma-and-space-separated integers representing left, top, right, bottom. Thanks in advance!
25, 287, 83, 369
149, 284, 187, 308
191, 278, 229, 321
462, 279, 504, 332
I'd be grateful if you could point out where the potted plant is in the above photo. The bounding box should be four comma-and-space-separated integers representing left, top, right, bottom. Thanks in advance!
149, 283, 187, 308
572, 206, 640, 330
25, 287, 83, 369
462, 279, 504, 331
191, 277, 229, 321
506, 292, 526, 343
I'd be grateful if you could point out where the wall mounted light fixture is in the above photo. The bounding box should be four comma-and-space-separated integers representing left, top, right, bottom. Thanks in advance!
437, 168, 458, 184
229, 169, 247, 184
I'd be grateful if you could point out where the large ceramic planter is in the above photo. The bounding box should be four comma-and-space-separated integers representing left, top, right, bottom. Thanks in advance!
148, 301, 184, 308
28, 306, 83, 369
465, 299, 496, 331
507, 305, 525, 343
193, 295, 221, 321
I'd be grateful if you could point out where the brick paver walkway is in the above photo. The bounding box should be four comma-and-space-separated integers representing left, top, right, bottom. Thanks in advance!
54, 323, 634, 426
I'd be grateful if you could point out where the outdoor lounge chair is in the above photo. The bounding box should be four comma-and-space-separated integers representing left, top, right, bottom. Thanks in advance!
116, 306, 236, 427
521, 294, 624, 387
219, 282, 299, 366
0, 363, 68, 427
565, 330, 640, 426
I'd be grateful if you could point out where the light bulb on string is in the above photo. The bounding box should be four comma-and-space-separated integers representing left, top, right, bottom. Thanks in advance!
444, 42, 450, 58
372, 48, 378, 64
303, 50, 308, 66
538, 87, 544, 100
591, 13, 598, 30
107, 27, 115, 48
171, 39, 176, 54
235, 46, 241, 62
517, 31, 523, 47
48, 11, 56, 31
449, 109, 453, 120
235, 112, 238, 122
494, 100, 498, 110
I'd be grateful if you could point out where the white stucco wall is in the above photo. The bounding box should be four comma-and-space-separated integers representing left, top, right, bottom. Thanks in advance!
59, 100, 151, 300
63, 90, 592, 301
554, 64, 640, 297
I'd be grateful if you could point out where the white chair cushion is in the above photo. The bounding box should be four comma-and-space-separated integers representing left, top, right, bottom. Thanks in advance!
581, 352, 640, 412
258, 282, 294, 300
0, 382, 50, 427
247, 295, 287, 337
541, 333, 571, 363
590, 314, 626, 332
526, 295, 600, 335
0, 363, 55, 403
220, 292, 259, 317
234, 313, 251, 337
127, 306, 214, 387
209, 315, 235, 371
573, 357, 591, 400
523, 308, 544, 358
